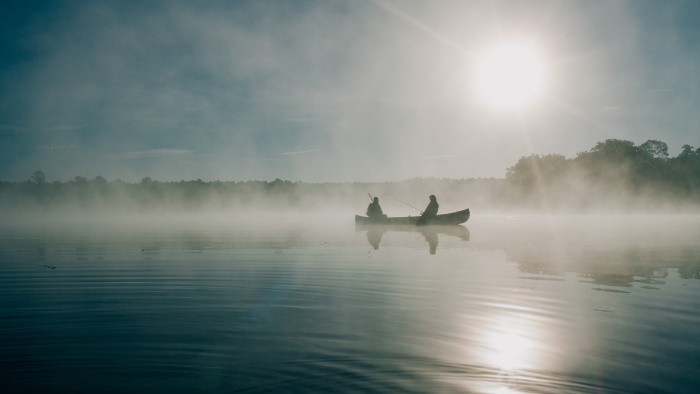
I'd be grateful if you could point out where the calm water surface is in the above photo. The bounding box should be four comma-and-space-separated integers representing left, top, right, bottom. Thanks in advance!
1, 214, 699, 393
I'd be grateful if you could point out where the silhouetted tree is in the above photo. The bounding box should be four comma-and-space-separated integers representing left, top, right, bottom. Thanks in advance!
31, 170, 46, 185
506, 154, 568, 187
588, 139, 637, 160
640, 140, 669, 159
92, 176, 107, 185
72, 176, 88, 185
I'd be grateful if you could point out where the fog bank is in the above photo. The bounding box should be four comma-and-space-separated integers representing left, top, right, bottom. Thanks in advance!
2, 138, 700, 218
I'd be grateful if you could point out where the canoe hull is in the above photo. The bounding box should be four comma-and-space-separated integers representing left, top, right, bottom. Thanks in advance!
355, 208, 470, 226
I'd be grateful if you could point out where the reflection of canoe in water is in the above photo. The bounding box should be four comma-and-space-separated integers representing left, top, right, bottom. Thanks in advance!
355, 208, 470, 226
355, 223, 470, 241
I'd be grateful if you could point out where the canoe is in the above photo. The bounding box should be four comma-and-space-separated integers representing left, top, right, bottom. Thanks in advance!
355, 208, 470, 226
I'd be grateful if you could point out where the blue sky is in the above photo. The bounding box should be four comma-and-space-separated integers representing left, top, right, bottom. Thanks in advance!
1, 0, 699, 182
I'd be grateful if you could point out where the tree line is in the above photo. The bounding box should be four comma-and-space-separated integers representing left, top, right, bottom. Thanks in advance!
0, 174, 503, 213
505, 139, 700, 210
1, 139, 699, 212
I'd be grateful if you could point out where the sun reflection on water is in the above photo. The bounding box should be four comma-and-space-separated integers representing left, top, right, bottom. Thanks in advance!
484, 327, 537, 371
459, 310, 555, 393
478, 312, 549, 373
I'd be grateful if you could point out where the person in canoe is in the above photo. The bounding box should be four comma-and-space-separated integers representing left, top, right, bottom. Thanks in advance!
366, 197, 387, 220
416, 194, 439, 225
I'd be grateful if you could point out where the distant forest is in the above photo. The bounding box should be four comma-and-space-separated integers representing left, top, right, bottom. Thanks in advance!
2, 139, 700, 213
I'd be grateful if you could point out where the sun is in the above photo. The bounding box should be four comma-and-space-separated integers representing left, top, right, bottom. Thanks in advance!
475, 43, 545, 108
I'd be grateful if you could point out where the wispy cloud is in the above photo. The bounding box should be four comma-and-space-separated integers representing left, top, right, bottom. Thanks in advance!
285, 117, 315, 123
423, 154, 462, 160
280, 149, 320, 156
113, 149, 192, 159
0, 124, 25, 131
38, 144, 77, 150
45, 124, 84, 131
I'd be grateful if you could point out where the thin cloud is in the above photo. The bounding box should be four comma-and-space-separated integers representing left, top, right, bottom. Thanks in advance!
285, 117, 315, 123
0, 124, 25, 131
38, 144, 77, 150
423, 154, 462, 160
45, 124, 84, 131
280, 149, 320, 156
113, 149, 192, 159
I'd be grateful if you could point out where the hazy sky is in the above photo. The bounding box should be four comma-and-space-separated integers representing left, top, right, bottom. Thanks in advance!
2, 0, 699, 182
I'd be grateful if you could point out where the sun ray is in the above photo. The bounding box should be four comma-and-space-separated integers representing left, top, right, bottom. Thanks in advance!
371, 0, 475, 58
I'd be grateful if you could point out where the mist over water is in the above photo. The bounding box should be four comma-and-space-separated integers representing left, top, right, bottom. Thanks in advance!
1, 213, 699, 392
3, 0, 700, 390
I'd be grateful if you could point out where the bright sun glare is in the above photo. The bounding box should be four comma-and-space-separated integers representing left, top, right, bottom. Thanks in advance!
475, 43, 545, 108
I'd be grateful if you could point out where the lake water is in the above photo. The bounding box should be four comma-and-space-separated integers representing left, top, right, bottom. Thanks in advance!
1, 214, 699, 393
